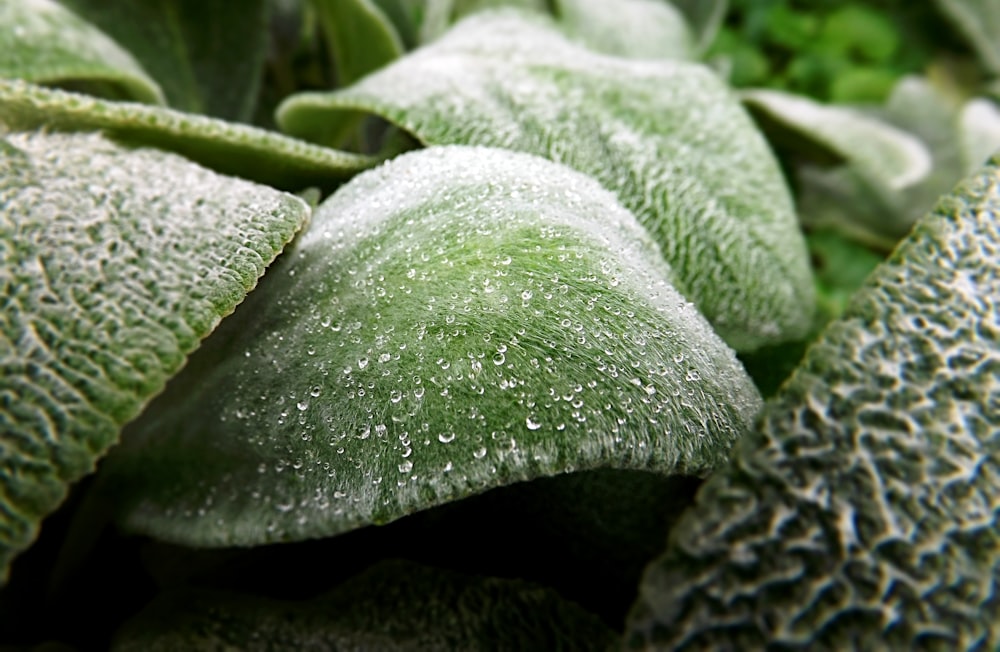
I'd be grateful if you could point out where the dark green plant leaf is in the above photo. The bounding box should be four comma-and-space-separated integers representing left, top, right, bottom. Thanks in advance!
554, 0, 694, 59
100, 145, 762, 548
0, 130, 310, 582
57, 0, 270, 121
0, 0, 163, 104
933, 0, 1000, 74
277, 11, 815, 351
0, 80, 375, 191
742, 88, 932, 191
111, 560, 617, 650
627, 156, 1000, 650
313, 0, 404, 87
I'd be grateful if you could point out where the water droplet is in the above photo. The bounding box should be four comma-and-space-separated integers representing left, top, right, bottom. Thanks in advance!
473, 447, 487, 459
398, 460, 413, 473
310, 386, 322, 397
358, 357, 369, 369
526, 415, 542, 430
390, 390, 403, 403
438, 432, 456, 444
297, 401, 309, 411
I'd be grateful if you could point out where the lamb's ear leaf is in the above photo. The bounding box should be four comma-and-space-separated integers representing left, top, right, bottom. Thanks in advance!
959, 98, 1000, 174
627, 155, 1000, 650
0, 80, 375, 191
741, 88, 932, 191
553, 0, 694, 59
277, 11, 814, 352
313, 0, 404, 87
0, 0, 163, 104
0, 130, 310, 583
111, 560, 617, 651
99, 145, 762, 548
933, 0, 1000, 74
668, 0, 727, 55
57, 0, 269, 121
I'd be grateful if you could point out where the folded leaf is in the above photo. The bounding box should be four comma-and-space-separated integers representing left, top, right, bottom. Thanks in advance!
0, 0, 163, 104
278, 11, 814, 351
112, 560, 617, 650
628, 156, 1000, 649
0, 130, 310, 582
742, 88, 932, 190
101, 145, 762, 548
57, 0, 270, 121
0, 80, 374, 190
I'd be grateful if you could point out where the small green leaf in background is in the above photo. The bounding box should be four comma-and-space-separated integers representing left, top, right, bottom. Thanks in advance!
0, 80, 375, 191
112, 560, 617, 650
669, 0, 727, 56
0, 130, 310, 582
278, 11, 815, 352
100, 145, 762, 548
57, 0, 270, 122
0, 0, 163, 104
627, 156, 1000, 650
312, 0, 404, 87
741, 88, 932, 191
555, 0, 694, 60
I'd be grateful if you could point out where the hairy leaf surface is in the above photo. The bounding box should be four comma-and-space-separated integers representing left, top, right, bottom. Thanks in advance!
101, 146, 762, 548
628, 156, 1000, 650
0, 0, 163, 104
278, 11, 814, 351
57, 0, 270, 121
0, 80, 374, 190
112, 560, 617, 651
0, 131, 309, 582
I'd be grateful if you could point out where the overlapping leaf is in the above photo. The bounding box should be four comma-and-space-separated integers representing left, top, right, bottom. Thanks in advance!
0, 0, 163, 104
0, 130, 310, 582
57, 0, 270, 121
933, 0, 1000, 74
112, 560, 617, 650
0, 80, 374, 190
628, 155, 1000, 650
100, 145, 762, 548
278, 11, 815, 351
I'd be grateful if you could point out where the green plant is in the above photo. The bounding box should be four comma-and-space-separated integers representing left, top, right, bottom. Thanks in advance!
1, 0, 997, 649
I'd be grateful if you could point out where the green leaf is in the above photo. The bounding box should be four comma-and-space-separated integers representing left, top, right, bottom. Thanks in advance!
99, 145, 762, 548
959, 98, 1000, 175
0, 130, 310, 582
741, 88, 932, 191
0, 80, 375, 191
111, 560, 618, 650
627, 157, 1000, 650
0, 0, 163, 104
277, 11, 815, 351
933, 0, 1000, 74
57, 0, 270, 121
312, 0, 404, 87
554, 0, 694, 60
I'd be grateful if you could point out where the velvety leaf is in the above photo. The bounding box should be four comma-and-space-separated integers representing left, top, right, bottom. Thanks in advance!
416, 0, 546, 44
742, 88, 932, 191
959, 98, 1000, 175
933, 0, 1000, 74
277, 11, 815, 351
313, 0, 404, 87
0, 80, 375, 191
669, 0, 727, 55
0, 0, 163, 104
100, 145, 762, 548
57, 0, 270, 121
628, 156, 1000, 650
111, 560, 617, 651
555, 0, 694, 59
0, 130, 310, 582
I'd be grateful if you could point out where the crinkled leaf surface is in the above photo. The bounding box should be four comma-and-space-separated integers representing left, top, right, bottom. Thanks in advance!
101, 145, 762, 548
554, 0, 694, 59
0, 130, 309, 582
742, 88, 932, 190
313, 0, 403, 87
0, 0, 163, 104
57, 0, 269, 121
0, 80, 374, 190
112, 560, 617, 651
278, 11, 814, 351
628, 157, 1000, 650
933, 0, 1000, 74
